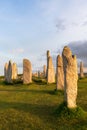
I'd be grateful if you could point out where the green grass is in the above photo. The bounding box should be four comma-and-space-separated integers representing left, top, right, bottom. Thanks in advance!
0, 77, 87, 130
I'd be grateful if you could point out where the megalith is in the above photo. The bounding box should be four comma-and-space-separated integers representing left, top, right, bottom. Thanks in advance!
12, 63, 18, 80
80, 61, 84, 78
43, 65, 46, 78
47, 56, 55, 83
7, 60, 13, 83
23, 59, 32, 84
56, 55, 64, 90
62, 46, 78, 108
4, 63, 8, 82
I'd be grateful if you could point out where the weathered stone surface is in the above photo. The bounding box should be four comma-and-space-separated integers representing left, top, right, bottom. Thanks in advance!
4, 63, 8, 82
46, 50, 50, 77
7, 60, 13, 83
56, 55, 64, 90
47, 56, 55, 83
62, 46, 78, 108
12, 63, 18, 80
23, 59, 32, 84
47, 50, 50, 58
43, 65, 46, 78
80, 61, 84, 78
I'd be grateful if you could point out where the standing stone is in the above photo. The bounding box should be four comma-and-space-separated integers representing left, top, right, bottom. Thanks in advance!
47, 56, 55, 83
56, 55, 64, 90
80, 61, 84, 78
23, 59, 32, 84
43, 65, 46, 78
38, 71, 40, 78
7, 60, 13, 83
4, 63, 8, 82
62, 46, 78, 108
47, 50, 50, 58
12, 63, 18, 80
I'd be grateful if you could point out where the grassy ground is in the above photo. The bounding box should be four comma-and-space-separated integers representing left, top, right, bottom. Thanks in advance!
0, 77, 87, 130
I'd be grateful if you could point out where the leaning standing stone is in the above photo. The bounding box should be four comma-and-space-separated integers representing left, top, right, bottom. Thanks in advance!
56, 55, 64, 90
62, 46, 78, 108
23, 59, 32, 84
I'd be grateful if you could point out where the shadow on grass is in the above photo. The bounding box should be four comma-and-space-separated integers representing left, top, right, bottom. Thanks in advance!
0, 101, 57, 126
0, 101, 87, 129
33, 79, 47, 85
0, 89, 63, 96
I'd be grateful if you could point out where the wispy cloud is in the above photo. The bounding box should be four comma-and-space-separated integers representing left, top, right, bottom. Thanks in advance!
10, 48, 24, 54
56, 19, 66, 31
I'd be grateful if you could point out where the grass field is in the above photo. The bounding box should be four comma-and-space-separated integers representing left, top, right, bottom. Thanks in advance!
0, 77, 87, 130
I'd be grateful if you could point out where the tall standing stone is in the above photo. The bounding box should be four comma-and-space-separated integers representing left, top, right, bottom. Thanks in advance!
23, 59, 32, 84
12, 63, 18, 80
62, 46, 78, 108
47, 56, 55, 83
4, 63, 8, 82
47, 50, 50, 77
80, 61, 84, 78
56, 55, 64, 90
7, 60, 13, 83
43, 65, 46, 78
47, 50, 50, 58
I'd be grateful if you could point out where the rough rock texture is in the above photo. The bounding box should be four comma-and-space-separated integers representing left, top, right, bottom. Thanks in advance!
4, 63, 8, 82
12, 63, 18, 80
47, 50, 50, 58
56, 55, 64, 90
62, 46, 78, 108
46, 50, 50, 77
47, 56, 55, 83
7, 60, 13, 83
23, 59, 32, 84
43, 65, 46, 78
80, 61, 84, 78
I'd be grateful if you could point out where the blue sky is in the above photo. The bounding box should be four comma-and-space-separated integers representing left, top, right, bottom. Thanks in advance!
0, 0, 87, 75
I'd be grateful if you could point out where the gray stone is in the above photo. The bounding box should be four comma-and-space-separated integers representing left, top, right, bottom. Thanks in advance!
62, 46, 78, 108
7, 60, 13, 83
43, 65, 46, 78
80, 61, 84, 78
4, 63, 8, 82
47, 56, 55, 83
12, 63, 18, 80
56, 55, 64, 90
23, 59, 32, 84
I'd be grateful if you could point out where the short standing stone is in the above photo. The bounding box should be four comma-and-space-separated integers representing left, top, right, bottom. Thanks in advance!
47, 56, 55, 83
80, 61, 84, 78
62, 46, 78, 108
4, 63, 8, 82
56, 55, 64, 90
23, 59, 32, 84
